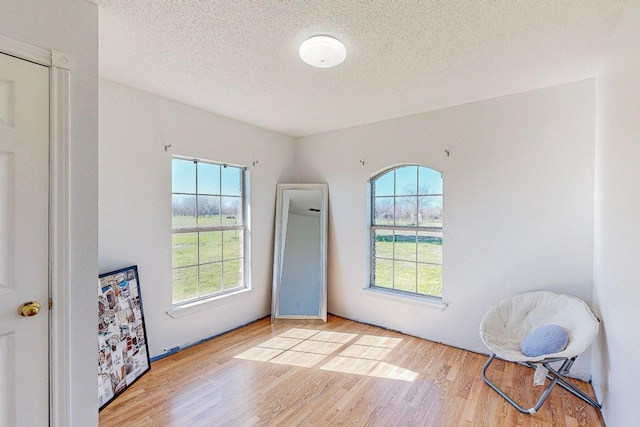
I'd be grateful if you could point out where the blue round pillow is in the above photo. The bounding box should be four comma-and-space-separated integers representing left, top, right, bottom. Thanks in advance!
520, 324, 569, 357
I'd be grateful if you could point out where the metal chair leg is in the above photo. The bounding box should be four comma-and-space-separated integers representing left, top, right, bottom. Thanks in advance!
482, 354, 562, 414
525, 359, 602, 409
483, 354, 601, 414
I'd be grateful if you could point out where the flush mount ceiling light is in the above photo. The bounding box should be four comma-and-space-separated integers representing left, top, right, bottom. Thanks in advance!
299, 35, 346, 68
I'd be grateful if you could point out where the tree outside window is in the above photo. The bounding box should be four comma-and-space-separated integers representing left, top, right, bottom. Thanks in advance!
370, 165, 443, 298
171, 157, 247, 304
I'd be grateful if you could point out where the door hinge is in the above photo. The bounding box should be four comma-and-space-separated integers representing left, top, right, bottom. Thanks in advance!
49, 298, 53, 310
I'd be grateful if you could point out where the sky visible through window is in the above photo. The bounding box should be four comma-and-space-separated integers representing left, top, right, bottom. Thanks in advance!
374, 165, 442, 197
172, 158, 241, 196
171, 157, 245, 303
371, 165, 443, 297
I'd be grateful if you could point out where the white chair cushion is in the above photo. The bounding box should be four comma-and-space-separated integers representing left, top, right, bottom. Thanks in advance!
479, 291, 599, 362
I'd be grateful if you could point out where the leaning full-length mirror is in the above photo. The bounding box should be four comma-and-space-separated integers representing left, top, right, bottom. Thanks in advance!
271, 183, 328, 322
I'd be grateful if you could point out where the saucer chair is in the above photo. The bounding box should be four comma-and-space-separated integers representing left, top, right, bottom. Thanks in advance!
479, 291, 601, 414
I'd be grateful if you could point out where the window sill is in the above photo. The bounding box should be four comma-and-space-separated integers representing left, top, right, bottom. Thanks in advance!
167, 287, 252, 318
362, 287, 448, 310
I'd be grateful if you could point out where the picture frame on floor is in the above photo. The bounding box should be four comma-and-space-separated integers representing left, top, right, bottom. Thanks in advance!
98, 265, 151, 410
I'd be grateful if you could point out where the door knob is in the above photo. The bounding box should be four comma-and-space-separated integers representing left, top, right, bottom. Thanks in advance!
18, 301, 41, 317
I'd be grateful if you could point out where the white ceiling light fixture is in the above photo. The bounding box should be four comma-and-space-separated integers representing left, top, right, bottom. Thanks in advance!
299, 35, 347, 68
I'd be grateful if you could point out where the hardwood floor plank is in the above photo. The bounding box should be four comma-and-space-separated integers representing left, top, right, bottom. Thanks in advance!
99, 315, 604, 427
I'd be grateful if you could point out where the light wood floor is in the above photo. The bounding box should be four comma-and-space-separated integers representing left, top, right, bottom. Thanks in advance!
99, 315, 604, 427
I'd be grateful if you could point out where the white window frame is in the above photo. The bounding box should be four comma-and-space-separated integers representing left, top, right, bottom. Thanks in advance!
171, 156, 249, 306
368, 164, 443, 301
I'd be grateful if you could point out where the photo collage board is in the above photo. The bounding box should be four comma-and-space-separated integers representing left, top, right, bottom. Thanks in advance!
98, 265, 151, 410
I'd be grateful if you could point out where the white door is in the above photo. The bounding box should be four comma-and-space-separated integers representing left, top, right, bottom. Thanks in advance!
0, 52, 50, 426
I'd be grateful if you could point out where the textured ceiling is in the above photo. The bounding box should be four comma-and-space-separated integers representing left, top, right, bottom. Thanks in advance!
99, 1, 623, 138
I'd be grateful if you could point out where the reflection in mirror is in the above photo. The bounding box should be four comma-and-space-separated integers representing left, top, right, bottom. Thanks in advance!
271, 184, 328, 322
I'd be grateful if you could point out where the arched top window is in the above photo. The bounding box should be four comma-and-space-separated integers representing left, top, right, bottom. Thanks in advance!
369, 165, 443, 298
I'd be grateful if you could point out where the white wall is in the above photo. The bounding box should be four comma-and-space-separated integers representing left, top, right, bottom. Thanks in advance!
296, 80, 596, 377
99, 79, 295, 357
0, 1, 99, 425
593, 1, 640, 425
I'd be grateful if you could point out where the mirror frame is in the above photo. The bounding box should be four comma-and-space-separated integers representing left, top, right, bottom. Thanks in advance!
271, 183, 328, 322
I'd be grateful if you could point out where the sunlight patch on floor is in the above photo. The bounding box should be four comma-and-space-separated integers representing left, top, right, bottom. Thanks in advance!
256, 336, 303, 350
278, 328, 321, 340
234, 328, 418, 382
291, 339, 344, 355
233, 346, 284, 362
269, 350, 329, 368
319, 356, 419, 381
338, 344, 392, 360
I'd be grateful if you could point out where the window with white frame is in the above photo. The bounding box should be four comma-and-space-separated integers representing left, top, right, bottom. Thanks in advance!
171, 157, 247, 304
370, 165, 443, 298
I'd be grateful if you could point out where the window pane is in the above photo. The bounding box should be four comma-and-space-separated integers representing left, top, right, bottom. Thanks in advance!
172, 158, 247, 303
393, 231, 417, 262
395, 196, 418, 226
172, 195, 196, 228
198, 162, 220, 195
199, 231, 222, 264
221, 166, 241, 196
172, 266, 198, 303
374, 170, 394, 197
223, 258, 243, 290
394, 261, 417, 293
373, 197, 394, 225
221, 196, 242, 225
172, 232, 198, 268
370, 165, 443, 297
172, 158, 196, 193
418, 264, 442, 297
373, 230, 394, 259
395, 166, 418, 195
418, 167, 442, 195
223, 230, 243, 260
418, 195, 443, 227
374, 258, 393, 289
197, 195, 220, 227
417, 231, 442, 264
199, 262, 222, 295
